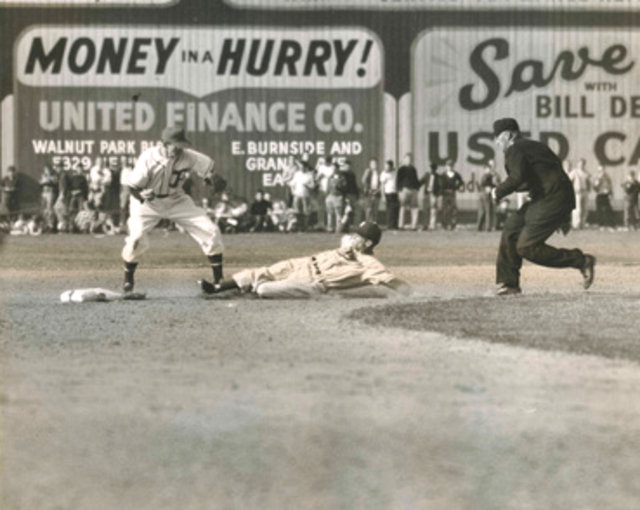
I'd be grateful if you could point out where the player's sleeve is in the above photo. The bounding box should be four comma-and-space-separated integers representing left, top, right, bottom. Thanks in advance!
126, 152, 151, 189
360, 256, 398, 286
186, 150, 215, 180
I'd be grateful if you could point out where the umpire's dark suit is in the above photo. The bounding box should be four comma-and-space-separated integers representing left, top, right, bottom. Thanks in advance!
494, 137, 587, 288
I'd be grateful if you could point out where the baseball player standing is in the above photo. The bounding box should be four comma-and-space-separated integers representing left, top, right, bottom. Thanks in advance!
491, 118, 596, 295
121, 126, 224, 293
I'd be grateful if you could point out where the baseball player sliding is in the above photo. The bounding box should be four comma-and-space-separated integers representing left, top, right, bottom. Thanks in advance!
122, 126, 225, 293
199, 221, 412, 299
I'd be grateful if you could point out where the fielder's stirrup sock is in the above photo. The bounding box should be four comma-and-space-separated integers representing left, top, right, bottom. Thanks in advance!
208, 254, 223, 284
123, 262, 138, 291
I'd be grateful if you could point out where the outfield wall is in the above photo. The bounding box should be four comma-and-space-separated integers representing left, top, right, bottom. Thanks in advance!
1, 1, 640, 211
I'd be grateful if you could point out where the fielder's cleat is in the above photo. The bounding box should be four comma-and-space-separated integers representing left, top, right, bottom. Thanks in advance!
123, 281, 134, 294
496, 284, 522, 296
199, 279, 218, 295
580, 254, 596, 289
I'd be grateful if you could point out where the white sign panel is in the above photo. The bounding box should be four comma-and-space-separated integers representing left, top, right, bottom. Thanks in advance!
17, 26, 381, 97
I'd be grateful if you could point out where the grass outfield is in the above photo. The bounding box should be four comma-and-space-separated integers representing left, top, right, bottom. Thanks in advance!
351, 293, 640, 363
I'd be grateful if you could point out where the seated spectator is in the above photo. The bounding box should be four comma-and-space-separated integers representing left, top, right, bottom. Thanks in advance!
73, 201, 98, 234
249, 190, 270, 232
269, 198, 290, 232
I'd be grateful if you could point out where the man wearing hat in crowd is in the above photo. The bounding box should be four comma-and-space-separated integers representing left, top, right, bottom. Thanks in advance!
491, 117, 596, 295
121, 125, 226, 294
199, 221, 412, 299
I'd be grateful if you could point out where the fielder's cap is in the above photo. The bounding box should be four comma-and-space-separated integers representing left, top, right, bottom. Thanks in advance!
161, 126, 191, 147
355, 221, 382, 247
493, 118, 520, 137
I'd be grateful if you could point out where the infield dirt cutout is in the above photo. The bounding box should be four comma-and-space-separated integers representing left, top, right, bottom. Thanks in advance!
1, 230, 639, 510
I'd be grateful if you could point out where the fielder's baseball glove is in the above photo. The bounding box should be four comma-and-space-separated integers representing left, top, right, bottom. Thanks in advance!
206, 173, 227, 193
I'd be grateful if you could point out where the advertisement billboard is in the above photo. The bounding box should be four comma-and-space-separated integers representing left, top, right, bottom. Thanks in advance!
14, 25, 383, 205
413, 28, 640, 206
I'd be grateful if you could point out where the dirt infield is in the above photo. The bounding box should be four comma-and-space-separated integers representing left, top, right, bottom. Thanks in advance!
1, 230, 640, 510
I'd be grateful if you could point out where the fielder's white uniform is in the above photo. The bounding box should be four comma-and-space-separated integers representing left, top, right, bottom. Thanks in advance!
122, 145, 223, 263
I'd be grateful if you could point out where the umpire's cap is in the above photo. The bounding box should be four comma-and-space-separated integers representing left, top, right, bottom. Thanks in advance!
493, 118, 520, 138
161, 126, 192, 147
355, 221, 382, 248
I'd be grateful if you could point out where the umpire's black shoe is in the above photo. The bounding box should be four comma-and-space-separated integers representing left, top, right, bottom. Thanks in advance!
123, 281, 134, 294
496, 284, 522, 296
580, 254, 596, 289
199, 279, 218, 295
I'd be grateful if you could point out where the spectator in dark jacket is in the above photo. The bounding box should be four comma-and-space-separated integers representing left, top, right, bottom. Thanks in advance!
396, 152, 420, 230
439, 160, 464, 230
338, 160, 360, 232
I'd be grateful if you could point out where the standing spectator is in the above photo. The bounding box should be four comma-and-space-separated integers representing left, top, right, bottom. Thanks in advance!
477, 162, 498, 231
249, 190, 270, 232
622, 169, 640, 230
88, 157, 113, 212
439, 160, 464, 230
54, 164, 71, 232
429, 163, 442, 230
67, 166, 89, 227
338, 160, 360, 232
592, 165, 615, 228
419, 162, 439, 231
380, 160, 399, 230
325, 162, 346, 233
361, 157, 381, 223
314, 156, 334, 231
287, 158, 316, 232
562, 159, 572, 175
39, 164, 58, 232
396, 152, 420, 230
1, 165, 21, 221
568, 158, 591, 229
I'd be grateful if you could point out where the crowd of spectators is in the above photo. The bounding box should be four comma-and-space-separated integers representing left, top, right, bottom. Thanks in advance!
2, 153, 639, 236
564, 159, 640, 231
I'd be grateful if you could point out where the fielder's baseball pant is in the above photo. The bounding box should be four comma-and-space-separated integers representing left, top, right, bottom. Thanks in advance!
122, 195, 224, 263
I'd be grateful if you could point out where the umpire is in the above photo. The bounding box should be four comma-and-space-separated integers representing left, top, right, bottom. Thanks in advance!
491, 118, 596, 295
